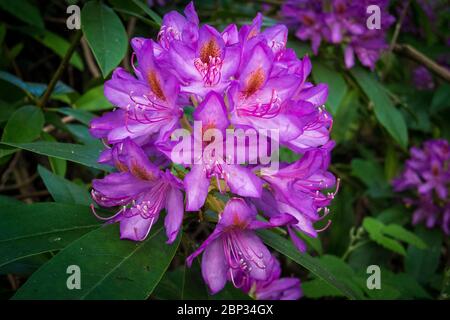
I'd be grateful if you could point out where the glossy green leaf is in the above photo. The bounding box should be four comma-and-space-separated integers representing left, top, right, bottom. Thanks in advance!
131, 0, 162, 25
350, 67, 408, 149
2, 105, 44, 143
257, 229, 363, 299
41, 132, 67, 177
74, 85, 112, 111
312, 61, 347, 115
58, 108, 95, 126
13, 223, 181, 299
38, 165, 91, 205
0, 141, 112, 171
81, 1, 128, 77
0, 203, 100, 268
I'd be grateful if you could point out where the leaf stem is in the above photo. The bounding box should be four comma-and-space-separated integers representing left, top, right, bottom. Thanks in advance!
37, 30, 83, 109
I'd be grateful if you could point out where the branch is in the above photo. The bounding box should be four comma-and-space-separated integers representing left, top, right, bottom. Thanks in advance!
81, 36, 100, 78
394, 43, 450, 82
37, 30, 83, 108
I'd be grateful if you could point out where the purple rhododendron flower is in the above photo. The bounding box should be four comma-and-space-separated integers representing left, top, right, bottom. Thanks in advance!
91, 139, 184, 243
89, 2, 337, 299
186, 198, 276, 293
393, 139, 450, 234
281, 0, 395, 70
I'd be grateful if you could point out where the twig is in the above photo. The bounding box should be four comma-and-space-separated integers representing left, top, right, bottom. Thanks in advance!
43, 115, 75, 133
388, 0, 410, 53
81, 36, 100, 78
37, 30, 83, 109
0, 151, 21, 185
15, 190, 50, 199
0, 172, 38, 192
394, 43, 450, 82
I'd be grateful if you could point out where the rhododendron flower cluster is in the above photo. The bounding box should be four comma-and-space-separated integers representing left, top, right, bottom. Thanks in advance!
89, 2, 336, 299
393, 139, 450, 235
281, 0, 395, 70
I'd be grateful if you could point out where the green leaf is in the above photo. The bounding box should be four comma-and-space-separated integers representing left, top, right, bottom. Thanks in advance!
38, 165, 91, 206
13, 223, 181, 299
302, 279, 344, 298
431, 83, 450, 114
153, 267, 184, 299
0, 0, 44, 29
58, 107, 95, 126
351, 159, 390, 198
257, 229, 363, 299
382, 224, 426, 249
131, 0, 162, 25
153, 258, 209, 300
0, 141, 112, 171
41, 132, 67, 177
74, 85, 112, 111
312, 61, 347, 115
405, 227, 442, 285
0, 195, 23, 207
66, 124, 103, 147
0, 71, 73, 98
2, 105, 44, 143
332, 90, 360, 144
81, 1, 128, 77
181, 258, 209, 300
350, 67, 408, 149
0, 203, 100, 268
362, 218, 406, 256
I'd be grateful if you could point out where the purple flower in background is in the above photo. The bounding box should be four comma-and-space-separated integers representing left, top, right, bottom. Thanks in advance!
393, 139, 450, 234
412, 66, 435, 90
281, 0, 395, 70
186, 198, 274, 294
91, 139, 184, 243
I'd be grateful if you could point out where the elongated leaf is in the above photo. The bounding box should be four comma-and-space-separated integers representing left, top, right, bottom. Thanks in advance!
0, 203, 100, 267
351, 67, 408, 149
257, 229, 363, 300
41, 132, 67, 177
58, 108, 95, 126
13, 223, 181, 299
131, 0, 162, 25
81, 1, 128, 77
0, 0, 44, 29
312, 61, 347, 115
0, 141, 111, 171
0, 71, 73, 98
382, 224, 426, 249
38, 165, 91, 205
